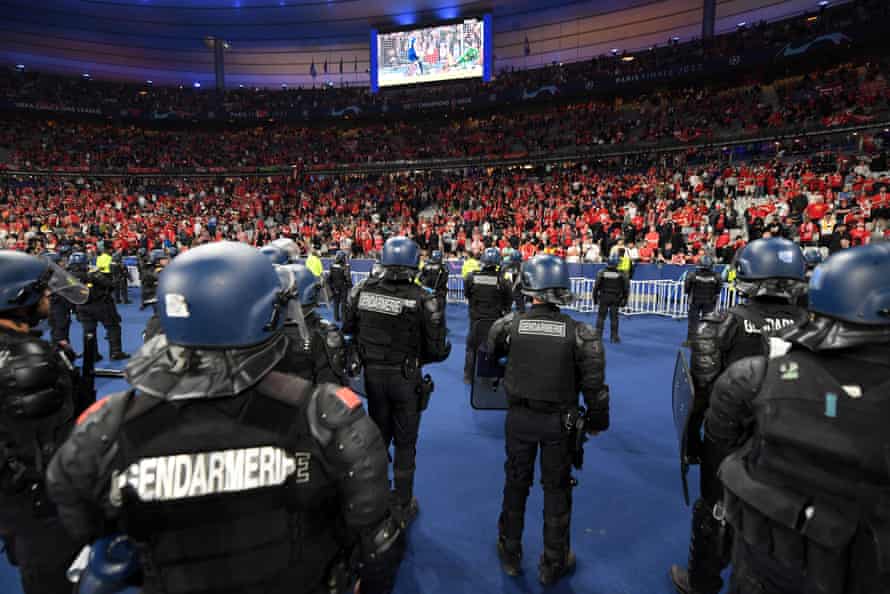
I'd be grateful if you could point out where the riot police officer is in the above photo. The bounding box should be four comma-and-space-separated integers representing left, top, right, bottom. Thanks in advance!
417, 250, 449, 311
463, 247, 513, 384
487, 254, 609, 585
0, 250, 88, 594
139, 249, 168, 310
594, 254, 629, 343
500, 249, 525, 313
343, 237, 451, 527
74, 254, 130, 361
275, 262, 348, 385
46, 241, 404, 594
43, 251, 74, 348
683, 255, 721, 346
671, 237, 809, 594
111, 251, 130, 304
704, 242, 890, 594
328, 250, 353, 323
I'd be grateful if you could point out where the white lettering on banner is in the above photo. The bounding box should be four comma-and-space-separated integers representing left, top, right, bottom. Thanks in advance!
518, 320, 567, 338
743, 318, 796, 335
115, 447, 309, 502
472, 275, 498, 286
357, 292, 416, 315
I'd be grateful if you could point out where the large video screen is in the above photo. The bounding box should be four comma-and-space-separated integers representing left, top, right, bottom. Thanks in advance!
371, 16, 491, 91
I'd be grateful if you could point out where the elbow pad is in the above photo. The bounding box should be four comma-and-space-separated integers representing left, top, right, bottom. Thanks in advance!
0, 338, 72, 419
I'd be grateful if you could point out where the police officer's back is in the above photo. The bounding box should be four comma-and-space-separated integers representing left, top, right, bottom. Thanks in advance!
139, 249, 168, 310
683, 255, 721, 345
704, 243, 890, 594
0, 251, 89, 594
47, 242, 404, 594
76, 252, 129, 361
417, 250, 449, 310
672, 238, 809, 594
463, 248, 512, 384
343, 237, 451, 527
111, 251, 130, 304
500, 249, 526, 313
328, 251, 353, 323
42, 251, 74, 347
275, 262, 348, 386
594, 254, 629, 343
487, 254, 609, 585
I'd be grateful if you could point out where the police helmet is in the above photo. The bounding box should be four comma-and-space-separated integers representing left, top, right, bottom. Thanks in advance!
149, 249, 168, 266
520, 254, 573, 305
270, 238, 300, 262
734, 238, 806, 300
278, 263, 322, 307
166, 246, 179, 259
381, 237, 420, 269
68, 252, 88, 268
803, 247, 824, 268
481, 247, 501, 269
112, 251, 123, 263
42, 251, 61, 265
607, 253, 621, 267
808, 243, 890, 326
334, 250, 348, 265
158, 242, 285, 348
137, 247, 147, 258
0, 251, 89, 315
429, 250, 443, 265
259, 244, 289, 265
59, 244, 72, 256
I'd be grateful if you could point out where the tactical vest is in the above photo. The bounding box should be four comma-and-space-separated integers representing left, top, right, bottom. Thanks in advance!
276, 315, 331, 383
354, 278, 422, 365
721, 350, 890, 594
690, 270, 720, 304
504, 310, 577, 405
725, 302, 805, 367
597, 269, 625, 302
113, 389, 342, 594
469, 270, 505, 320
329, 264, 349, 290
419, 264, 446, 293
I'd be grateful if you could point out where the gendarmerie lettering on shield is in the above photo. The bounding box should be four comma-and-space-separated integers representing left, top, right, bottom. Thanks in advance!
113, 447, 311, 502
517, 320, 567, 338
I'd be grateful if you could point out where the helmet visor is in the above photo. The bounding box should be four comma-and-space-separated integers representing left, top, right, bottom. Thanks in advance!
46, 261, 89, 305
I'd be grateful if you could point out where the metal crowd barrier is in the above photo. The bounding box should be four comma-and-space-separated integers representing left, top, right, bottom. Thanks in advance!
346, 272, 738, 320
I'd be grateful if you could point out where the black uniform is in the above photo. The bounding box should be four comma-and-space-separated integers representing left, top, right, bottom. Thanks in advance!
501, 262, 526, 313
705, 322, 890, 594
487, 304, 609, 564
417, 261, 449, 311
275, 311, 348, 386
593, 266, 629, 340
683, 298, 808, 594
75, 270, 126, 358
46, 336, 403, 594
111, 256, 130, 304
343, 275, 450, 513
463, 268, 512, 382
140, 265, 161, 310
328, 262, 353, 323
684, 268, 721, 340
0, 327, 81, 594
47, 293, 73, 345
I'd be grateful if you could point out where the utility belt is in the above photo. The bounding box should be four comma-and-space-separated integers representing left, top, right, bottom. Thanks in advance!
721, 448, 890, 592
510, 398, 571, 414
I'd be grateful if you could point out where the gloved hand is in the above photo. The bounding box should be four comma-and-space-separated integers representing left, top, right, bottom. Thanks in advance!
76, 535, 139, 594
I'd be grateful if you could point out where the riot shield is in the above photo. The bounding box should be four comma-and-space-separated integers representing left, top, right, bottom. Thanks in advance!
672, 349, 696, 505
470, 347, 508, 410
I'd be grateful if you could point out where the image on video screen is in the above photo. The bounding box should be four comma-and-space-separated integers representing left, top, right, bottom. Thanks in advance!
377, 19, 484, 87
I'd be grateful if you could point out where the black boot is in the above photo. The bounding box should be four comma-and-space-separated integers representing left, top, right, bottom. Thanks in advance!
611, 335, 621, 344
393, 497, 419, 529
108, 326, 130, 360
678, 499, 728, 594
497, 536, 522, 576
538, 549, 575, 585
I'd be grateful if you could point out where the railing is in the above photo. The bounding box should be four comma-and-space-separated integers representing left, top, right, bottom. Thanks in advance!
350, 271, 741, 319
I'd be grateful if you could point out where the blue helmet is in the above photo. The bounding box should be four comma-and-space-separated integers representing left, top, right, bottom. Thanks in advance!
167, 246, 179, 259
607, 253, 621, 267
481, 247, 501, 268
429, 250, 443, 265
735, 238, 806, 282
803, 247, 824, 267
278, 263, 322, 306
42, 251, 61, 265
334, 250, 348, 265
521, 254, 572, 304
381, 236, 420, 269
149, 249, 167, 265
808, 243, 890, 325
259, 244, 289, 265
0, 251, 88, 314
158, 242, 285, 348
699, 255, 714, 269
68, 252, 88, 268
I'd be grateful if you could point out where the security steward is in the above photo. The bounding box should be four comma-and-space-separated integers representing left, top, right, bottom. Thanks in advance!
74, 253, 130, 361
501, 249, 525, 313
417, 250, 449, 311
463, 248, 513, 384
343, 237, 451, 527
672, 237, 809, 594
275, 262, 348, 386
43, 251, 74, 348
328, 251, 353, 323
593, 254, 629, 343
46, 241, 404, 594
461, 251, 481, 280
704, 242, 890, 594
111, 251, 130, 304
683, 255, 721, 346
139, 249, 168, 310
0, 250, 88, 594
487, 254, 609, 585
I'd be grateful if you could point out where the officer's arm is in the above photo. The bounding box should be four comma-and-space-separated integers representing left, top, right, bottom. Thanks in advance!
622, 273, 631, 300
342, 286, 361, 335
593, 271, 602, 302
575, 323, 609, 431
703, 356, 767, 465
500, 278, 513, 312
690, 313, 736, 396
311, 386, 403, 594
46, 392, 131, 546
315, 322, 348, 385
486, 312, 515, 356
684, 272, 693, 295
0, 338, 74, 423
419, 293, 450, 364
463, 273, 473, 299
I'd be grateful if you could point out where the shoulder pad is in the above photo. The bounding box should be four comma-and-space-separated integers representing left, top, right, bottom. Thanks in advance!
315, 384, 363, 430
422, 291, 442, 313
576, 322, 599, 342
701, 311, 728, 325
76, 390, 132, 429
493, 312, 516, 332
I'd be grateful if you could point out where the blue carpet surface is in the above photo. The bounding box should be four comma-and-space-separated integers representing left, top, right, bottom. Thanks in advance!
1, 293, 719, 594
